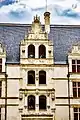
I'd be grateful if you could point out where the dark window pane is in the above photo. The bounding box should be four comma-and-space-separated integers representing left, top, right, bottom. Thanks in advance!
28, 95, 35, 110
79, 108, 80, 112
72, 60, 75, 64
28, 71, 35, 84
39, 45, 46, 58
0, 65, 2, 72
77, 60, 80, 64
0, 89, 1, 97
39, 71, 46, 84
0, 81, 2, 97
39, 95, 46, 110
74, 108, 78, 112
0, 59, 2, 64
28, 45, 35, 58
77, 65, 80, 73
78, 88, 80, 97
78, 82, 80, 87
73, 82, 76, 87
72, 65, 76, 72
74, 113, 78, 120
73, 88, 77, 97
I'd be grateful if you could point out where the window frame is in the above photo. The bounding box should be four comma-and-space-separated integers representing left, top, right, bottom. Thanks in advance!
39, 70, 46, 84
0, 59, 2, 73
72, 60, 80, 73
39, 45, 46, 58
0, 81, 2, 97
39, 95, 46, 110
73, 82, 80, 98
74, 107, 80, 120
27, 70, 35, 85
28, 44, 35, 58
28, 95, 35, 110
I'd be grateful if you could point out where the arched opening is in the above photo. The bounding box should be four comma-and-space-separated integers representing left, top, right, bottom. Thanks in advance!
28, 71, 35, 84
39, 95, 46, 110
39, 71, 46, 84
39, 45, 46, 58
28, 95, 35, 110
28, 44, 35, 58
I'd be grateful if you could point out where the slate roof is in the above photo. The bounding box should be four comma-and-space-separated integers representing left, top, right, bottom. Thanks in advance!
0, 24, 80, 63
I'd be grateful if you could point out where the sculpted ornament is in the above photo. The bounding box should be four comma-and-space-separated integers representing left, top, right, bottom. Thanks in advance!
35, 89, 39, 95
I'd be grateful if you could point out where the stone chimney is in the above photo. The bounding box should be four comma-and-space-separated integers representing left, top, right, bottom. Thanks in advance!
44, 11, 50, 33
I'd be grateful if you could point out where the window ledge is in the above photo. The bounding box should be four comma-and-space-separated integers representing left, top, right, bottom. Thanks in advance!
73, 97, 80, 99
27, 84, 36, 86
39, 84, 47, 86
39, 109, 47, 111
70, 72, 80, 75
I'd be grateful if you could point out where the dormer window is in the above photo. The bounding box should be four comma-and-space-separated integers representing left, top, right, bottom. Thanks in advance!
72, 60, 80, 73
39, 45, 46, 58
28, 44, 35, 58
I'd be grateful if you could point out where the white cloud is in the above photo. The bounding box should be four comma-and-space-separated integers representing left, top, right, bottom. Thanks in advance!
0, 0, 80, 24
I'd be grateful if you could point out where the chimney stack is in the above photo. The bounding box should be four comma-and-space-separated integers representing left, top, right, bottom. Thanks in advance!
44, 11, 50, 33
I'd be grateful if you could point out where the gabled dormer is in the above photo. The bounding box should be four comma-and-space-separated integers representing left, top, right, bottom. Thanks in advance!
20, 13, 54, 65
68, 44, 80, 73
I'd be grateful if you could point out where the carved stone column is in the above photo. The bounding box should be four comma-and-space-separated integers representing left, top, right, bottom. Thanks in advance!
36, 77, 39, 89
47, 92, 50, 113
24, 95, 27, 107
35, 89, 39, 113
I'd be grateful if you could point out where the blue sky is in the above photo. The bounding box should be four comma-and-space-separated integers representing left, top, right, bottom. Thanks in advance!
0, 0, 80, 24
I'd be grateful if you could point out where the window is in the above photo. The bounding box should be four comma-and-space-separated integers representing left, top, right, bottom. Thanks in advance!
73, 82, 80, 97
28, 71, 35, 84
74, 108, 80, 120
28, 95, 35, 110
28, 44, 35, 58
39, 45, 46, 58
0, 59, 2, 73
72, 60, 80, 73
0, 81, 2, 97
39, 95, 46, 110
39, 71, 46, 84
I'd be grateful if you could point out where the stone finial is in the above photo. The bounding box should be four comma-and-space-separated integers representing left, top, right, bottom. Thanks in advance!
34, 15, 40, 23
